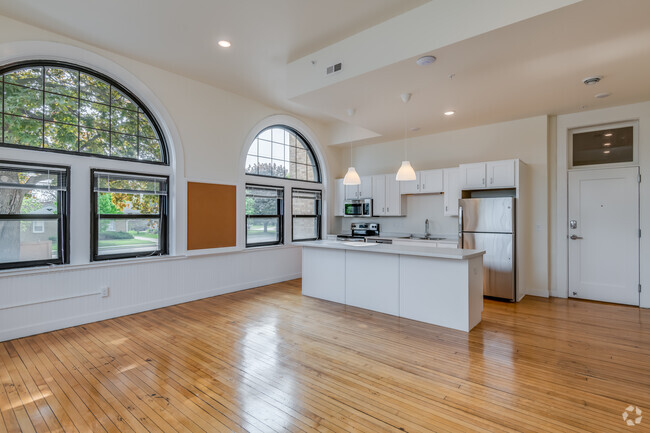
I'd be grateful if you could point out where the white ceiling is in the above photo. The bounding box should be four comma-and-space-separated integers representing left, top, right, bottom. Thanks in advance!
290, 0, 650, 145
0, 0, 427, 120
2, 0, 650, 146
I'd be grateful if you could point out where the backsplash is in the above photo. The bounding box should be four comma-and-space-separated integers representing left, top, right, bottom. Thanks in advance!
332, 194, 458, 236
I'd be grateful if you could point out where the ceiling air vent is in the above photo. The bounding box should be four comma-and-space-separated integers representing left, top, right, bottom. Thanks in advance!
326, 63, 342, 75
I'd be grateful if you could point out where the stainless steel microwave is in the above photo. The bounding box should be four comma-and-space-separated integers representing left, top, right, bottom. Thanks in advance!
344, 199, 373, 217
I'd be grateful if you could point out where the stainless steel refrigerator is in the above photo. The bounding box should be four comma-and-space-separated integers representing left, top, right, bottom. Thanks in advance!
459, 197, 516, 301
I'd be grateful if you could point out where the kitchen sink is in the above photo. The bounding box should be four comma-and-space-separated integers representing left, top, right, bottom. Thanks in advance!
398, 235, 447, 241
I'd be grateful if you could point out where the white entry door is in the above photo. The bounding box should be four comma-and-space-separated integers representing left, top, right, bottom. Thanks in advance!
568, 167, 639, 305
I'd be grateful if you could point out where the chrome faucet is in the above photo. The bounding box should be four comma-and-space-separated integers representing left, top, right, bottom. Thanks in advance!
424, 219, 430, 238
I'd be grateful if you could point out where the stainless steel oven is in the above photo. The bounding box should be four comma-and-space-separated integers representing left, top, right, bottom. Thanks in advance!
344, 199, 372, 217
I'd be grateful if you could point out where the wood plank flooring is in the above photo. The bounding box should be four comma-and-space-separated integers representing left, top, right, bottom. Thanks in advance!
1, 279, 649, 432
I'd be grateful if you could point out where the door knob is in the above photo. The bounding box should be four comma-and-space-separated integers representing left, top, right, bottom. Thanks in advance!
570, 235, 583, 240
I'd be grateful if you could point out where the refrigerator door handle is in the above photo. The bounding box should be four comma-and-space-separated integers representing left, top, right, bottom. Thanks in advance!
458, 205, 463, 247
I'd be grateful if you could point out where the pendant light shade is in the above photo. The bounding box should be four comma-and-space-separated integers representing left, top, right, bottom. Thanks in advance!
343, 167, 361, 185
396, 161, 416, 181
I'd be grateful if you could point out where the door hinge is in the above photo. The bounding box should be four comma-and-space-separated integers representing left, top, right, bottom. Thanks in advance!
640, 229, 642, 238
639, 284, 642, 293
639, 174, 642, 183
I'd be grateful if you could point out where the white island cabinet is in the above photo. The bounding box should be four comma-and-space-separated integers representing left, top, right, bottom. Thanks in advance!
301, 241, 485, 332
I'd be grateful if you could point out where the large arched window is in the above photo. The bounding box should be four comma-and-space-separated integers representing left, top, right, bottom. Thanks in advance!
245, 125, 320, 182
244, 124, 323, 247
0, 61, 168, 164
0, 60, 170, 269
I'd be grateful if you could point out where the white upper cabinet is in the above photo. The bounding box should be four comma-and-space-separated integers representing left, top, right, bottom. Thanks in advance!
399, 169, 443, 195
334, 178, 345, 216
487, 160, 516, 188
372, 174, 405, 216
443, 167, 460, 216
420, 169, 443, 193
359, 176, 373, 198
385, 175, 403, 216
399, 172, 421, 195
372, 175, 386, 215
459, 162, 487, 189
459, 159, 518, 190
344, 175, 372, 199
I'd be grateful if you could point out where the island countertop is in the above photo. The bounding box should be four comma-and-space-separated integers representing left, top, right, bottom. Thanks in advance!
299, 240, 485, 260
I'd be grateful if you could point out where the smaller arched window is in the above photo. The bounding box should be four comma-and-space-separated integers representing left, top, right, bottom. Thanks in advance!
245, 126, 320, 182
0, 61, 167, 164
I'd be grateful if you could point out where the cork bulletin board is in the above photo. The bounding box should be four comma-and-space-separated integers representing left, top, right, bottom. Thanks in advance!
187, 182, 237, 250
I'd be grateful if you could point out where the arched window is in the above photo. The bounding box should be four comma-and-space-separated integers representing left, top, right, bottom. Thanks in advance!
244, 124, 323, 247
245, 125, 320, 182
0, 60, 171, 269
0, 61, 168, 164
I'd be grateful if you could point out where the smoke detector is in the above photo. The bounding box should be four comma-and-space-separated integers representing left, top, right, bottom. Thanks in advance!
416, 55, 436, 66
582, 75, 602, 85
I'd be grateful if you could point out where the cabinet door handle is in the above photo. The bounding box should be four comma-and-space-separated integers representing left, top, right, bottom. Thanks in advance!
482, 178, 485, 185
417, 184, 420, 190
423, 184, 425, 190
387, 207, 390, 213
490, 177, 493, 184
445, 205, 448, 211
382, 207, 385, 213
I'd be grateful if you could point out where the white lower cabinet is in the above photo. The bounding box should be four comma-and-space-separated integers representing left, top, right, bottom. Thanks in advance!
302, 248, 346, 303
345, 251, 399, 315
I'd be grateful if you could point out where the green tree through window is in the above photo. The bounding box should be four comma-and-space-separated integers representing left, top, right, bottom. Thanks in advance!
1, 63, 167, 164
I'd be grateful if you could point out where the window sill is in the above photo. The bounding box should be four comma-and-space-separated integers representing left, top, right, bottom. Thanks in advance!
0, 244, 304, 278
0, 254, 187, 278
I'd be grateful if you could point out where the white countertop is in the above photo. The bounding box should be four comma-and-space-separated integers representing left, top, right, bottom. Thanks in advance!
300, 240, 485, 260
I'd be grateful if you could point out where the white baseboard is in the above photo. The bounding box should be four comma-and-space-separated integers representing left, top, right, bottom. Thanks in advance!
525, 288, 551, 298
0, 272, 301, 342
550, 289, 568, 298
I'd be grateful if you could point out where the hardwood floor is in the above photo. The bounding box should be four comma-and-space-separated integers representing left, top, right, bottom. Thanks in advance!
1, 279, 649, 433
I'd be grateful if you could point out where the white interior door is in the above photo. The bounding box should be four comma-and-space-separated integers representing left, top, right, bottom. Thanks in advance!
568, 167, 639, 305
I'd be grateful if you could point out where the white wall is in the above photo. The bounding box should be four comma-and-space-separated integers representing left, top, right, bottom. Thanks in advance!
0, 14, 337, 340
555, 101, 650, 308
333, 115, 550, 297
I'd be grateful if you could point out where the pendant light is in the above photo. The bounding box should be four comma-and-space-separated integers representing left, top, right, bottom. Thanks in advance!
343, 108, 361, 185
396, 93, 416, 181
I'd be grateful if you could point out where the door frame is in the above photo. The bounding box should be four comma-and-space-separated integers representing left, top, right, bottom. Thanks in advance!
556, 118, 640, 300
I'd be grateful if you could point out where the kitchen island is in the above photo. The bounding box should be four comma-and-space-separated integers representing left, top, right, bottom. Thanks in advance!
300, 241, 485, 332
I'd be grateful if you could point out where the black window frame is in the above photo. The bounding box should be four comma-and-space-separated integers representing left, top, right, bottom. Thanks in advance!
291, 187, 322, 242
0, 60, 169, 166
245, 184, 284, 248
90, 168, 168, 261
0, 160, 70, 270
245, 125, 321, 183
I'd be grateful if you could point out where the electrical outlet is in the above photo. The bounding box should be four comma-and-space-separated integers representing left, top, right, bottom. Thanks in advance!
101, 287, 109, 297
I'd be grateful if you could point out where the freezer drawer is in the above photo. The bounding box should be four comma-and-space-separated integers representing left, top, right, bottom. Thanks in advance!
459, 197, 514, 233
462, 232, 515, 300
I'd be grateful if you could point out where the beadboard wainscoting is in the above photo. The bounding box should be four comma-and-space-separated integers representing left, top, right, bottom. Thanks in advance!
0, 247, 302, 341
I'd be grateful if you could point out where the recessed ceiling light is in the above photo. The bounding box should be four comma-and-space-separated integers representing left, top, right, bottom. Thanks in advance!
444, 111, 455, 116
416, 55, 436, 66
604, 132, 613, 137
582, 75, 602, 85
603, 142, 611, 147
595, 92, 611, 99
218, 40, 231, 48
603, 150, 611, 154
